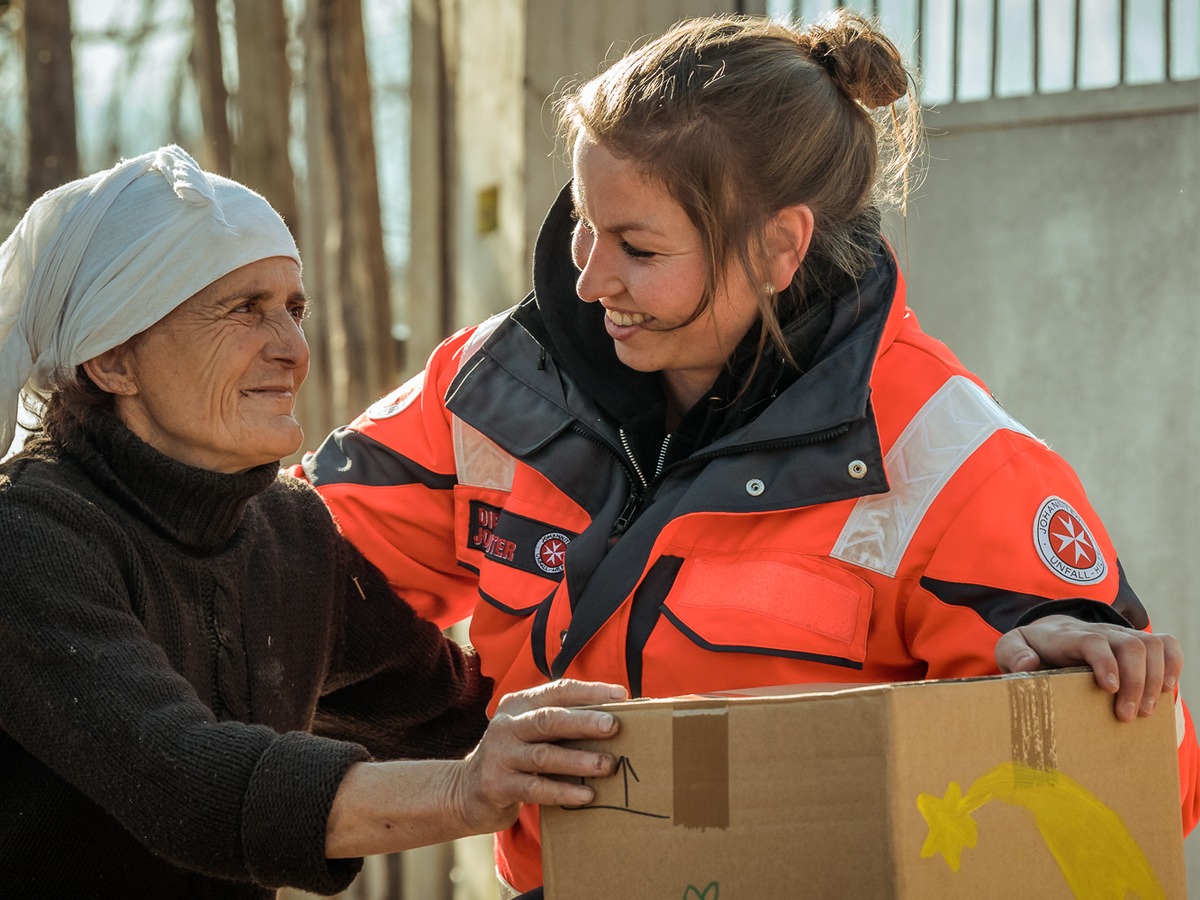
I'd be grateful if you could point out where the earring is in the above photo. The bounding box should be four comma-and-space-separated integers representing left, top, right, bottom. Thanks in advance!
763, 283, 776, 297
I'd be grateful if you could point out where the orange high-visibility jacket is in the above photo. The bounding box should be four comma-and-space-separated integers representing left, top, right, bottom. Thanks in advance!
299, 193, 1199, 892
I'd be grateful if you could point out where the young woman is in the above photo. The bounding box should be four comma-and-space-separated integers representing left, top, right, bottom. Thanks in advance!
299, 13, 1198, 895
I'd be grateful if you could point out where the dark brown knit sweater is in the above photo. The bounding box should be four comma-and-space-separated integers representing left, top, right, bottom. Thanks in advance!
0, 410, 492, 898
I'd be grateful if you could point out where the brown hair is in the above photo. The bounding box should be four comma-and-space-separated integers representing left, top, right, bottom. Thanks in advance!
557, 10, 923, 368
24, 366, 115, 443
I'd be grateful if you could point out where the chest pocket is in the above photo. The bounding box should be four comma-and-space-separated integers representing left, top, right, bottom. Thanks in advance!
659, 552, 872, 669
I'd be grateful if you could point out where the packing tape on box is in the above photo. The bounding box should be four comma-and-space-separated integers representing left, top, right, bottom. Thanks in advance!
1007, 674, 1057, 771
672, 703, 730, 829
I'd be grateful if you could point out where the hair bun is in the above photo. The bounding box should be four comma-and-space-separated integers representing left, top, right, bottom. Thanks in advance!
798, 12, 908, 109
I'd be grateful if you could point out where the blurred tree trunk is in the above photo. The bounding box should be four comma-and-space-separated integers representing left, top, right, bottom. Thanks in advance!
306, 0, 397, 424
295, 0, 336, 442
231, 0, 299, 233
190, 0, 232, 176
407, 0, 455, 378
23, 0, 79, 201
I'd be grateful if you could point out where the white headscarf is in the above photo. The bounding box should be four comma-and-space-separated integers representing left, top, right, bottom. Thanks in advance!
0, 145, 300, 457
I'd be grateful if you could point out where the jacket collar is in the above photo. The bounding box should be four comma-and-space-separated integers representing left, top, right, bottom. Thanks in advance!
514, 184, 665, 431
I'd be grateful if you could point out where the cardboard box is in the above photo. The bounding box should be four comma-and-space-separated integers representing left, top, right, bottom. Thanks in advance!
542, 669, 1186, 898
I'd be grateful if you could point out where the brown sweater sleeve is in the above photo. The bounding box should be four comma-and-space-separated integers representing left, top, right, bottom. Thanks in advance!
271, 475, 494, 759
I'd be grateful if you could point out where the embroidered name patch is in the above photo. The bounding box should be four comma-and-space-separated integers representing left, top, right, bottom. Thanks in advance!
467, 501, 576, 581
1033, 496, 1107, 584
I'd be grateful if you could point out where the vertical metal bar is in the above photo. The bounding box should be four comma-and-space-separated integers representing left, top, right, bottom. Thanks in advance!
1118, 0, 1127, 84
916, 0, 925, 88
990, 0, 1000, 97
1072, 0, 1081, 89
952, 0, 961, 101
1032, 0, 1041, 94
1164, 0, 1173, 81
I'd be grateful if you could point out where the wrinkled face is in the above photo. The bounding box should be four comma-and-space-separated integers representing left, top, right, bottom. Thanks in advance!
115, 256, 310, 473
570, 137, 760, 413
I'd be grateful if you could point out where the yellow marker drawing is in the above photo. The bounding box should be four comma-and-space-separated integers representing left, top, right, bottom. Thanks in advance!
917, 763, 1164, 900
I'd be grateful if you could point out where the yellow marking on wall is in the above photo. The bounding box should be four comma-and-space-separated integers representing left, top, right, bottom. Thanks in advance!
917, 762, 1164, 900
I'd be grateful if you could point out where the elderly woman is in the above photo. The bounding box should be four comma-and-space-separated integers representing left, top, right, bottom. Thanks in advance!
0, 146, 621, 897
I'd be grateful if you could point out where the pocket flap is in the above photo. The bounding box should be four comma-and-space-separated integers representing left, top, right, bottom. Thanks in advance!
663, 554, 872, 664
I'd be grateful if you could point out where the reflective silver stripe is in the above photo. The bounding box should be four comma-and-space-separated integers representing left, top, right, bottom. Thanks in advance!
831, 375, 1036, 576
452, 309, 517, 491
496, 869, 520, 900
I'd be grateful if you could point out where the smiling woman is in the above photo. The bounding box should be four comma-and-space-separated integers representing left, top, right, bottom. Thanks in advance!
0, 145, 624, 898
85, 256, 311, 473
569, 137, 814, 427
295, 13, 1199, 896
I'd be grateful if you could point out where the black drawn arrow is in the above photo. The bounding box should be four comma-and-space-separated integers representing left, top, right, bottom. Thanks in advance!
615, 755, 639, 808
559, 753, 667, 819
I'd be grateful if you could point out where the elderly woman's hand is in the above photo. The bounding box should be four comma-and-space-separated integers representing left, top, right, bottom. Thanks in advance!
996, 614, 1182, 722
325, 679, 626, 858
448, 679, 627, 835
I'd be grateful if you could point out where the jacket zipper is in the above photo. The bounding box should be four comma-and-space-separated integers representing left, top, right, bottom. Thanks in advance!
613, 430, 674, 538
618, 428, 648, 490
570, 423, 642, 528
617, 429, 674, 489
654, 434, 672, 479
570, 422, 639, 485
569, 423, 653, 540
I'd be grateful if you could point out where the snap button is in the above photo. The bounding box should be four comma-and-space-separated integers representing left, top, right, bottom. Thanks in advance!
848, 459, 868, 479
745, 478, 765, 496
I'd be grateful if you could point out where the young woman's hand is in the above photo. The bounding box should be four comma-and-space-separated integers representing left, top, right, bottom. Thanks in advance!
996, 615, 1182, 721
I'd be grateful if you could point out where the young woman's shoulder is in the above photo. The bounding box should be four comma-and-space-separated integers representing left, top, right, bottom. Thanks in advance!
869, 312, 994, 441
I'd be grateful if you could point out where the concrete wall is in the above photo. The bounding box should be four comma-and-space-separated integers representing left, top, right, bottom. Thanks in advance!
881, 79, 1200, 889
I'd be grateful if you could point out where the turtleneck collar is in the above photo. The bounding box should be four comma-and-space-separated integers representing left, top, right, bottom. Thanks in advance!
53, 409, 278, 551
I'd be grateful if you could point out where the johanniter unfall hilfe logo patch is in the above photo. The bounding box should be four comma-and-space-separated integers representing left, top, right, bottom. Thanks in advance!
1033, 496, 1107, 584
535, 532, 571, 575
